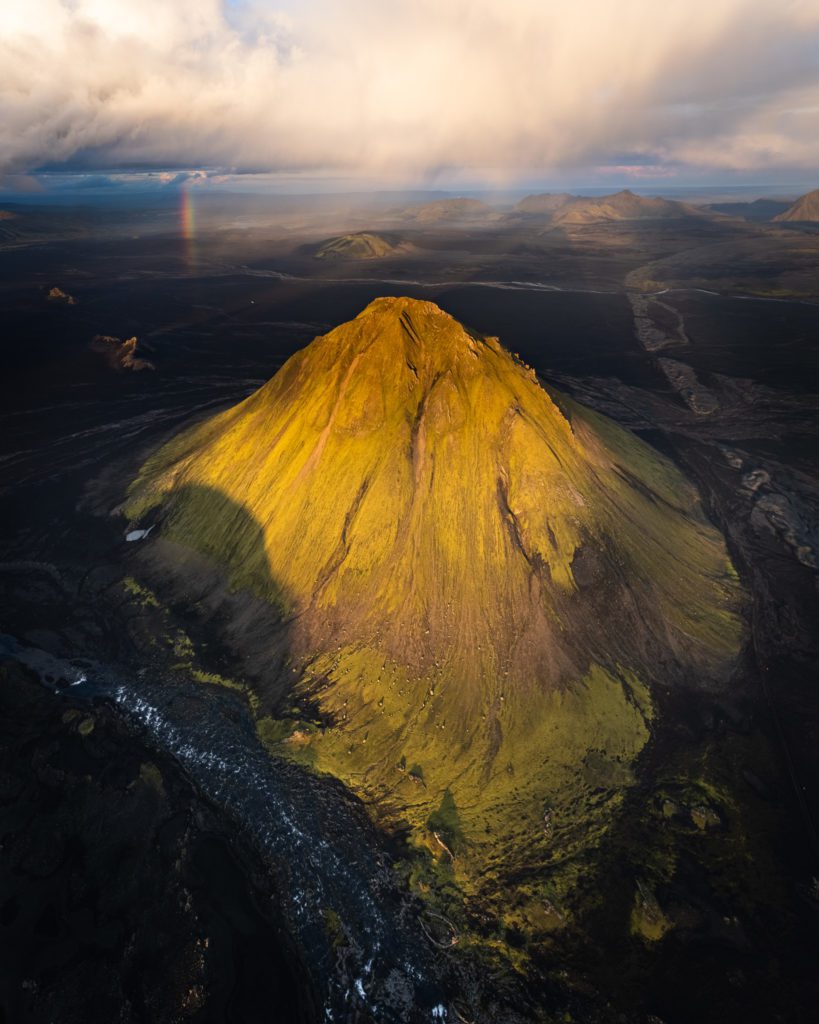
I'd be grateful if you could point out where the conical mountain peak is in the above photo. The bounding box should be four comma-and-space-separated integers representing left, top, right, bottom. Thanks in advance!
125, 299, 743, 891
350, 294, 490, 373
239, 295, 577, 474
310, 294, 537, 397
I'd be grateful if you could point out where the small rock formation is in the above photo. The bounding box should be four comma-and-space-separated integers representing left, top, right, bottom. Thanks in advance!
47, 286, 76, 305
90, 335, 154, 372
631, 880, 672, 941
690, 804, 722, 830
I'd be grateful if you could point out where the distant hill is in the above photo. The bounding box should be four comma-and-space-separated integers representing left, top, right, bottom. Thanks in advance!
552, 189, 705, 225
773, 189, 819, 222
0, 209, 29, 247
513, 192, 574, 215
706, 198, 792, 222
0, 207, 85, 250
314, 232, 415, 260
399, 197, 494, 224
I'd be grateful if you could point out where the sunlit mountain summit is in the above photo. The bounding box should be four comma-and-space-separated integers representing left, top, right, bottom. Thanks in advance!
125, 296, 743, 914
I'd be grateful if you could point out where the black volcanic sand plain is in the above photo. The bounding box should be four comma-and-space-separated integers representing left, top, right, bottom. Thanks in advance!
1, 196, 818, 1023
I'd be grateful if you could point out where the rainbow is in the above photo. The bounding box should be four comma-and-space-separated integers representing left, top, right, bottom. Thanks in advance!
179, 184, 196, 269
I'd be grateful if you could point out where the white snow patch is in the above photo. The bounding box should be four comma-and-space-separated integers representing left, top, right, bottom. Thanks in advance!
125, 526, 155, 542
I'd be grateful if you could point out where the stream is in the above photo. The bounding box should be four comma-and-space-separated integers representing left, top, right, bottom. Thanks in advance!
0, 633, 449, 1023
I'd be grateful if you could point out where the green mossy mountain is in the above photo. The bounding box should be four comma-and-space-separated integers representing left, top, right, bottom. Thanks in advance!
315, 232, 414, 260
126, 297, 743, 904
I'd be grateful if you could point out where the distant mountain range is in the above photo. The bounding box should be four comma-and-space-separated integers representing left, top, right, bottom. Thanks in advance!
512, 187, 819, 226
514, 188, 707, 224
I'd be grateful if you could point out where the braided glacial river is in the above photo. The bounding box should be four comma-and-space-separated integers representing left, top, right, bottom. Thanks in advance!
0, 633, 450, 1023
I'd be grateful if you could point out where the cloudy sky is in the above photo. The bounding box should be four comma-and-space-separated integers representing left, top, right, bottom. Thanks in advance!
2, 0, 819, 190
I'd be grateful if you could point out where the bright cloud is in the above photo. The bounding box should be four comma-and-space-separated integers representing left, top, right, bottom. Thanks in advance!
1, 0, 818, 180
